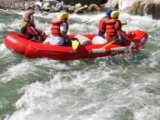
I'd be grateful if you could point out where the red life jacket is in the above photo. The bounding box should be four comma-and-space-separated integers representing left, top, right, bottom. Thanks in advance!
25, 26, 41, 40
105, 19, 117, 36
51, 20, 68, 36
98, 17, 109, 32
105, 19, 128, 43
104, 19, 123, 42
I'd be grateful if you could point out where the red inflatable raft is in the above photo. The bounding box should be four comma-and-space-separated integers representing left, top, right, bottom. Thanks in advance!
3, 30, 148, 61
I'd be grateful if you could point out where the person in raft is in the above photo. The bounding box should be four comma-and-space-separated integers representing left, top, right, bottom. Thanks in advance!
91, 9, 113, 45
98, 9, 113, 37
21, 6, 46, 42
43, 11, 71, 46
104, 10, 129, 45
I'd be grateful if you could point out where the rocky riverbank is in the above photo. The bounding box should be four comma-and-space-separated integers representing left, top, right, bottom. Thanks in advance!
119, 0, 160, 19
128, 0, 160, 19
0, 0, 35, 10
0, 0, 105, 10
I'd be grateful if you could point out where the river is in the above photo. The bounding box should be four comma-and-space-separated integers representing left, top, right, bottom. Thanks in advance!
0, 9, 160, 120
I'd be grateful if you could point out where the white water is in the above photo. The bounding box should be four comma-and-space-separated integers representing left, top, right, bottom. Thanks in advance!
0, 10, 160, 120
4, 63, 160, 120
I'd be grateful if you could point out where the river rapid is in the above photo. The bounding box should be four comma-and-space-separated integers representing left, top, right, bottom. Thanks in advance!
0, 9, 160, 120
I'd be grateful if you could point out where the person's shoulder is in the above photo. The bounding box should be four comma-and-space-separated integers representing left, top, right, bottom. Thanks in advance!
60, 21, 67, 26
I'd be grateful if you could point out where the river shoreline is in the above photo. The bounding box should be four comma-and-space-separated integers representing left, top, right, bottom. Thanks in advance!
0, 0, 103, 10
0, 0, 35, 10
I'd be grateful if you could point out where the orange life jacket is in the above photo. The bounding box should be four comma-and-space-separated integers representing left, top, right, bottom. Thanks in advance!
51, 20, 68, 36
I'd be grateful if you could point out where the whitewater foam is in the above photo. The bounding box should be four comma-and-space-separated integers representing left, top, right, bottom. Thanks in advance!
0, 60, 37, 83
0, 44, 13, 59
4, 64, 113, 120
0, 23, 6, 31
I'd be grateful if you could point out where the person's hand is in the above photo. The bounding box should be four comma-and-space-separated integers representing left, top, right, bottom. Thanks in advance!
118, 36, 122, 41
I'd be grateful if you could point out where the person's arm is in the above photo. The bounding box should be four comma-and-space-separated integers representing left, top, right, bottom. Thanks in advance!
98, 31, 105, 38
60, 22, 68, 38
23, 10, 34, 21
30, 16, 35, 26
114, 20, 123, 40
61, 31, 68, 38
115, 20, 130, 40
115, 20, 122, 31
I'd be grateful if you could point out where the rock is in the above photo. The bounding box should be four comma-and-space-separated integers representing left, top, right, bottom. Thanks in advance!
0, 0, 108, 10
118, 0, 136, 11
0, 0, 36, 10
61, 0, 103, 6
104, 0, 119, 9
121, 0, 160, 19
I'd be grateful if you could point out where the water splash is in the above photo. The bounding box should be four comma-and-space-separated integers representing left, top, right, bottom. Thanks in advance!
0, 60, 37, 83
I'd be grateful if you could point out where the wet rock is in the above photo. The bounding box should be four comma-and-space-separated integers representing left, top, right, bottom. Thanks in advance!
118, 0, 135, 11
62, 0, 105, 6
120, 0, 160, 19
104, 0, 119, 9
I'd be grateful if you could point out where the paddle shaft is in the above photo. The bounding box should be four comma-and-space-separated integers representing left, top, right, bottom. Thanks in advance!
101, 40, 115, 49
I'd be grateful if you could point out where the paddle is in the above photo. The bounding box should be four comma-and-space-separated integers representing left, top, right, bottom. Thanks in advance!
71, 38, 80, 50
100, 40, 115, 49
100, 31, 124, 49
90, 40, 116, 54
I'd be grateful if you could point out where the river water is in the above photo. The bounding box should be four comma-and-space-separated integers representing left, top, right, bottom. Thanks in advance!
0, 9, 160, 120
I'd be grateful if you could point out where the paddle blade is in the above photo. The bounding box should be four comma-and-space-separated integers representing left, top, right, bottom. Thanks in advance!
21, 19, 27, 27
72, 40, 80, 50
